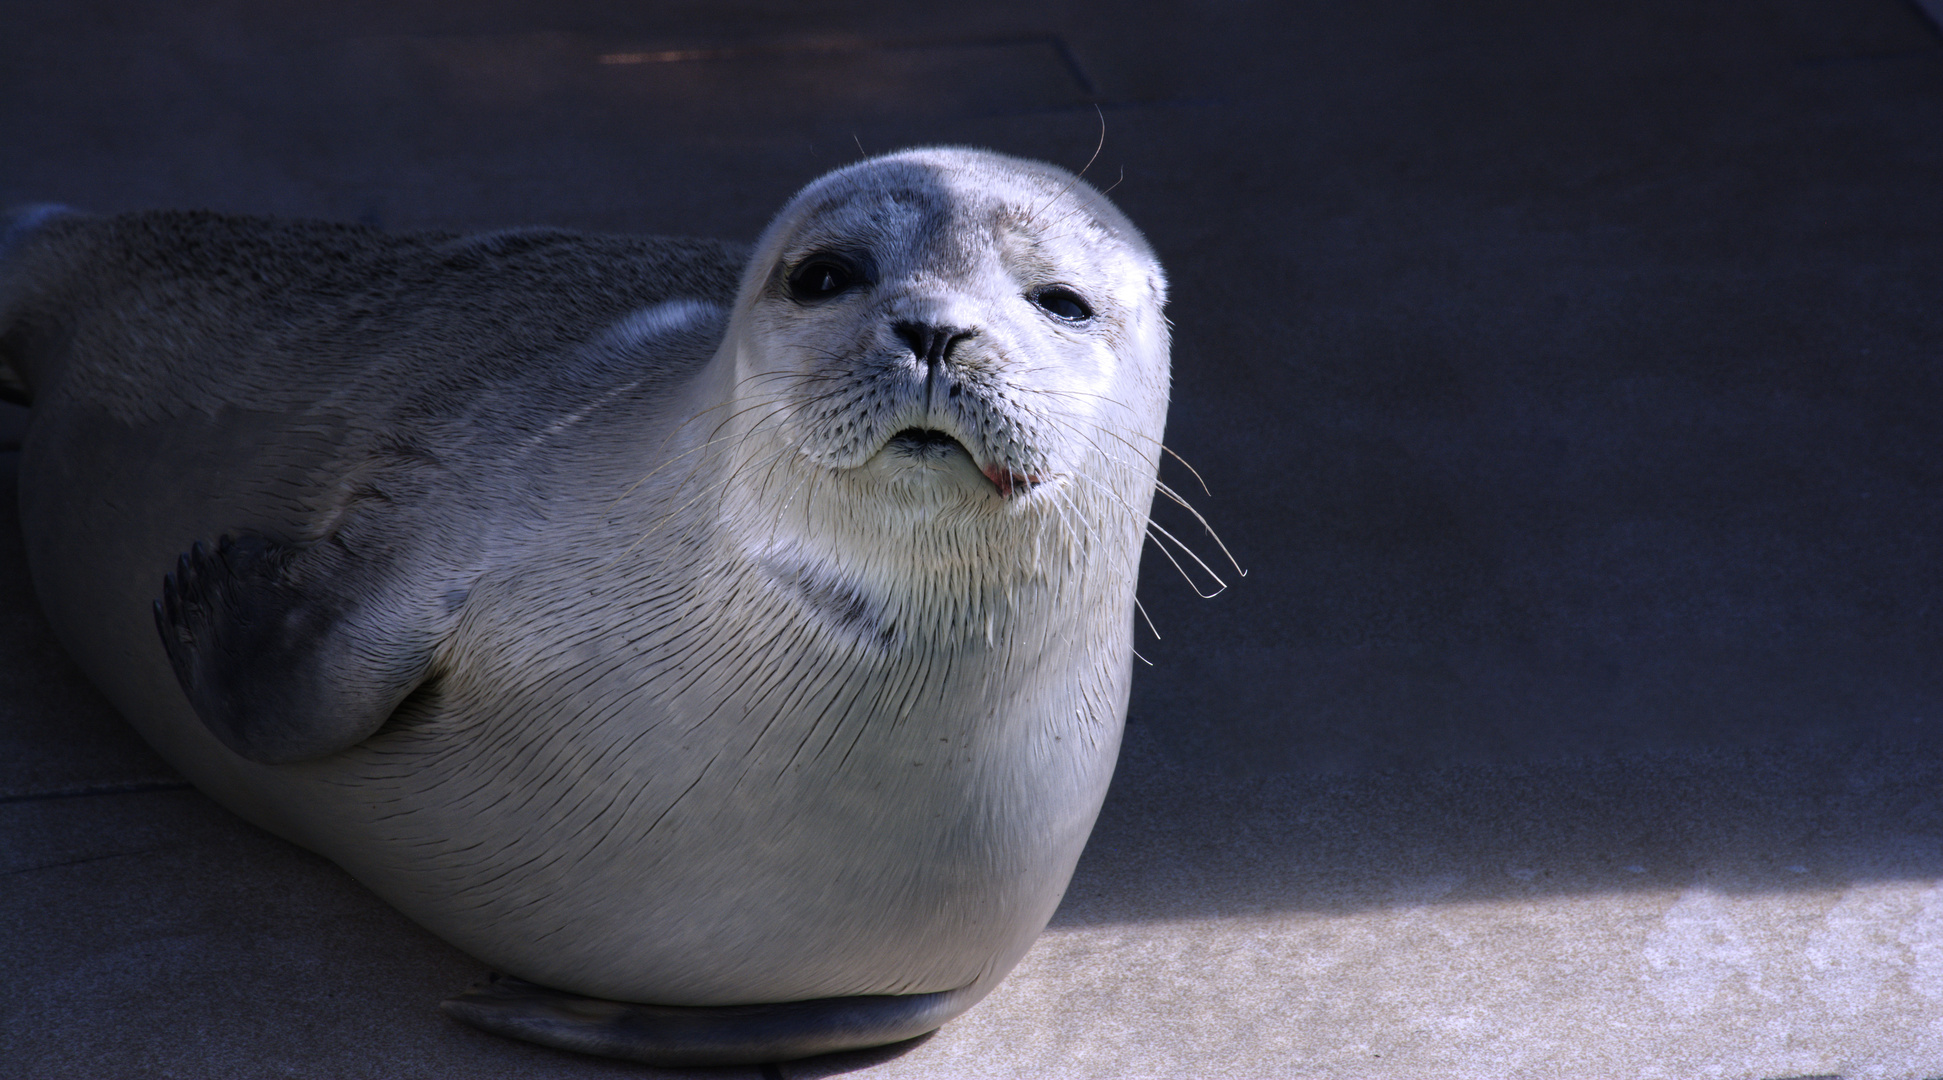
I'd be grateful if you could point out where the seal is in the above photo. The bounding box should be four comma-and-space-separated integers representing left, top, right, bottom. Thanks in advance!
0, 147, 1171, 1065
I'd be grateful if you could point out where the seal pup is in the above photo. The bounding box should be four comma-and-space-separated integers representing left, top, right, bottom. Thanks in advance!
0, 147, 1170, 1065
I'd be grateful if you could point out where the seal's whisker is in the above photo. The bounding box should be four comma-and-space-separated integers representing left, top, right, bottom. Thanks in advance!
1047, 408, 1215, 499
1097, 165, 1127, 199
610, 376, 811, 507
1038, 164, 1130, 236
717, 409, 803, 505
1037, 487, 1098, 577
1151, 480, 1245, 580
1048, 472, 1150, 587
1024, 105, 1107, 229
666, 394, 797, 502
1061, 469, 1226, 599
608, 403, 744, 507
602, 403, 798, 569
620, 452, 792, 566
606, 423, 767, 511
1143, 524, 1228, 600
1139, 502, 1231, 589
1055, 419, 1242, 584
1159, 446, 1214, 498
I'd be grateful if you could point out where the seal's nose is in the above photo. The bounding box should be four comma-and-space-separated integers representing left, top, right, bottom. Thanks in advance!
893, 322, 975, 369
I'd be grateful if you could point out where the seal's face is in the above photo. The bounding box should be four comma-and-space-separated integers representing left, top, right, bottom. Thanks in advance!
694, 148, 1169, 647
725, 148, 1169, 513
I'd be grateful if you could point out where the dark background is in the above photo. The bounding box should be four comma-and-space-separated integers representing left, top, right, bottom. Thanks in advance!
4, 1, 1943, 1075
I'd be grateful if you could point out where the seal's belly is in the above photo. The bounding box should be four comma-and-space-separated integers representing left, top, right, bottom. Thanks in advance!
314, 574, 1124, 1005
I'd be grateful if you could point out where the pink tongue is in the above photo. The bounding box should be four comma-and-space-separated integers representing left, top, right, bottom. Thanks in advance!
980, 464, 1040, 497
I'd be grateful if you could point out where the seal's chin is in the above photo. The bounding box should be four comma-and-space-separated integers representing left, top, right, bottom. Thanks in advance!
879, 428, 1042, 498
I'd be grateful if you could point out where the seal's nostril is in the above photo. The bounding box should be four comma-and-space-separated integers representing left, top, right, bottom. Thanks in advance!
892, 322, 973, 367
893, 322, 945, 366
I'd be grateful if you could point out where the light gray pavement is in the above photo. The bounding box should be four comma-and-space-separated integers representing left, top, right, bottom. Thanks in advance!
6, 1, 1943, 1077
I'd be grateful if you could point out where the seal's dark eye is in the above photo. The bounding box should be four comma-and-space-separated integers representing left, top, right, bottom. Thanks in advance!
788, 258, 859, 301
1031, 286, 1092, 322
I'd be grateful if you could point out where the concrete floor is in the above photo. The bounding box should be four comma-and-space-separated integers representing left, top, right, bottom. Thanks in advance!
5, 0, 1943, 1076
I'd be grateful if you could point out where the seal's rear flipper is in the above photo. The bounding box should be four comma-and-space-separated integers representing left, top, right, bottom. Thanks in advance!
154, 533, 446, 764
440, 974, 979, 1067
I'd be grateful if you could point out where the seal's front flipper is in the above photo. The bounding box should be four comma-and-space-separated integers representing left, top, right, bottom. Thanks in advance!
440, 974, 979, 1067
154, 533, 441, 764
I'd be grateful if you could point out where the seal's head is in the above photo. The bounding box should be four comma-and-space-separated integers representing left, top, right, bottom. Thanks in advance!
705, 148, 1170, 630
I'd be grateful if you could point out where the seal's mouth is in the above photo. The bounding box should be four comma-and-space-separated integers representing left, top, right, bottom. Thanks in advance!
885, 427, 1042, 497
886, 427, 964, 459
